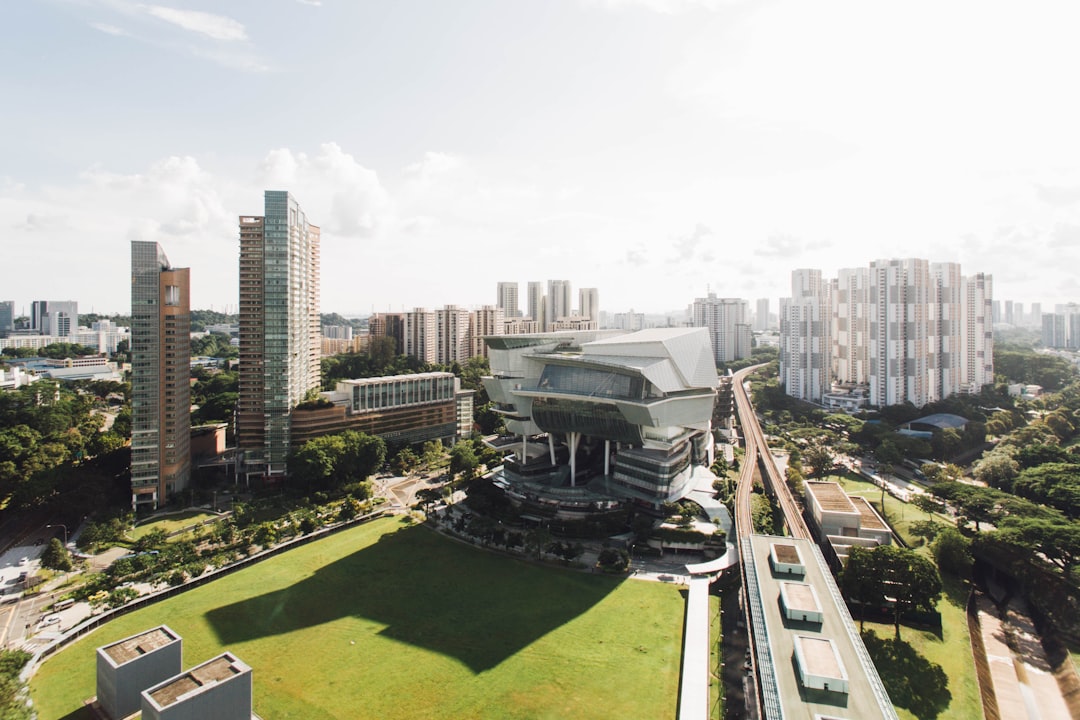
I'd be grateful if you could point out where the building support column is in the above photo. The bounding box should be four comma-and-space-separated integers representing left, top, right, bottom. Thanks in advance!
568, 431, 580, 487
548, 434, 556, 466
604, 439, 611, 476
521, 433, 527, 462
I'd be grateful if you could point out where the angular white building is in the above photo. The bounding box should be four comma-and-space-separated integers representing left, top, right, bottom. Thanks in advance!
483, 328, 717, 514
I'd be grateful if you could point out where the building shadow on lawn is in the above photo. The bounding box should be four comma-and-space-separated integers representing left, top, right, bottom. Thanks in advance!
861, 630, 951, 720
205, 524, 625, 673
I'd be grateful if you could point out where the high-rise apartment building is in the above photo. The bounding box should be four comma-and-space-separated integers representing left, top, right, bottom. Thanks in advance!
470, 305, 505, 358
691, 293, 751, 364
832, 267, 870, 386
929, 262, 962, 401
1029, 303, 1041, 327
755, 298, 770, 332
546, 279, 572, 331
496, 282, 520, 318
0, 301, 13, 338
869, 258, 932, 407
130, 242, 190, 508
237, 191, 321, 477
403, 309, 437, 363
526, 281, 545, 329
781, 258, 993, 409
436, 305, 471, 365
779, 270, 831, 402
579, 288, 599, 325
960, 273, 994, 392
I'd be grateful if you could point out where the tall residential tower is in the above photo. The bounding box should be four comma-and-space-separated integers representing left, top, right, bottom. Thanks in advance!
237, 191, 321, 478
130, 242, 190, 508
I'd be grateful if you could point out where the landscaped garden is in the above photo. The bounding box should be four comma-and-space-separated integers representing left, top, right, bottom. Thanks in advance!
859, 575, 982, 720
31, 516, 686, 720
825, 470, 947, 548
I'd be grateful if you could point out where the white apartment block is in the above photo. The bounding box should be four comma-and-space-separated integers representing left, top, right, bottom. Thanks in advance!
545, 279, 572, 331
779, 258, 994, 409
578, 288, 599, 324
496, 282, 520, 318
691, 293, 751, 364
960, 273, 994, 392
469, 305, 504, 358
831, 267, 870, 386
930, 262, 962, 400
780, 270, 832, 403
403, 309, 438, 363
527, 281, 545, 328
755, 298, 770, 332
436, 305, 471, 365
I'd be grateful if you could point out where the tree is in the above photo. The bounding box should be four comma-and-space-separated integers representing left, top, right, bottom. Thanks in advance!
392, 447, 419, 475
415, 487, 443, 515
40, 537, 72, 571
911, 493, 945, 516
931, 527, 973, 577
846, 545, 941, 639
337, 431, 386, 485
449, 441, 479, 479
803, 444, 833, 478
597, 547, 630, 572
973, 452, 1020, 489
995, 516, 1080, 579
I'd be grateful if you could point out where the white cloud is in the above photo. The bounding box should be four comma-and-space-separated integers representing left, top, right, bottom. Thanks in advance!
142, 5, 248, 41
296, 0, 322, 5
89, 22, 129, 36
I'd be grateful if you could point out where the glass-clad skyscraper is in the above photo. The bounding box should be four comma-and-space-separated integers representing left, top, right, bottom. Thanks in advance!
131, 241, 190, 508
237, 191, 321, 478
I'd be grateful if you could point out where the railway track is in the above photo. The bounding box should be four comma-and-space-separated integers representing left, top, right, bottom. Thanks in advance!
731, 364, 810, 541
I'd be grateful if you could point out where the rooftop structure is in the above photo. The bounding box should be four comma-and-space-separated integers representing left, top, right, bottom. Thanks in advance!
96, 625, 182, 720
142, 652, 252, 720
744, 535, 897, 720
483, 327, 717, 514
803, 481, 892, 567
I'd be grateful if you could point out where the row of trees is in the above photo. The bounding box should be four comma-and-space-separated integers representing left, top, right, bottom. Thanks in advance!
842, 544, 942, 639
287, 430, 386, 493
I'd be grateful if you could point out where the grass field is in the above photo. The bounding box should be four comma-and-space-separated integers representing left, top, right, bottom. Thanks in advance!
860, 576, 981, 720
128, 511, 219, 540
31, 517, 686, 720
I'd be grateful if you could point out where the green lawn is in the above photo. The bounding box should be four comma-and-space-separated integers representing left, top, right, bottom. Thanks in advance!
859, 576, 981, 720
128, 511, 219, 540
32, 517, 685, 720
825, 472, 949, 548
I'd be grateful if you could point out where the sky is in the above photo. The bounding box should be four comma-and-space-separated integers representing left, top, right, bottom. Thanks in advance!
4, 0, 1080, 318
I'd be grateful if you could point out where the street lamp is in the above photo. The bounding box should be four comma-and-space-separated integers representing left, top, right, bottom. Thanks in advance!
46, 524, 68, 546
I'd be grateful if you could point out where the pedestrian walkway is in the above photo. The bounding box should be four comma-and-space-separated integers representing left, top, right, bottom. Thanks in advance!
677, 574, 711, 720
976, 594, 1071, 720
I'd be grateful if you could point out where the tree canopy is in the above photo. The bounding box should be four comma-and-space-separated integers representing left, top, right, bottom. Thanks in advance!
287, 430, 386, 492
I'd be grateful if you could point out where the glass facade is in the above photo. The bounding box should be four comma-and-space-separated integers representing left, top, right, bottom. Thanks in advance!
536, 363, 643, 399
348, 373, 456, 413
531, 397, 641, 444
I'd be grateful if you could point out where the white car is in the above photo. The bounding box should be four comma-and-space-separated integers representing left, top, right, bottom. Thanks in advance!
42, 615, 60, 626
17, 558, 27, 567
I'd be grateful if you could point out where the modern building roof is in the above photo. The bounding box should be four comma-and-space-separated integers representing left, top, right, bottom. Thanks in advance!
849, 495, 889, 531
805, 481, 858, 514
145, 654, 249, 708
583, 327, 718, 391
744, 535, 898, 720
907, 413, 968, 430
100, 626, 179, 666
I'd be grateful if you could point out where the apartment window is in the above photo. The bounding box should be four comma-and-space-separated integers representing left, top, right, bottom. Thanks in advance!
164, 285, 181, 306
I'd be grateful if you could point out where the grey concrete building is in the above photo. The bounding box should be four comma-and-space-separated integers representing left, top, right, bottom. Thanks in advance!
96, 626, 182, 720
141, 652, 252, 720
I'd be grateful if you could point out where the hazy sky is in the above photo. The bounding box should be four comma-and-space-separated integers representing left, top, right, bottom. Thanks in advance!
4, 0, 1080, 317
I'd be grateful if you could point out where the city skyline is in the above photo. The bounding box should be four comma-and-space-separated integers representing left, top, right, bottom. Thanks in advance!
5, 1, 1080, 314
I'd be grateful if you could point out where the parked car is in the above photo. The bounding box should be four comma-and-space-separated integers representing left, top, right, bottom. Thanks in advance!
17, 557, 27, 567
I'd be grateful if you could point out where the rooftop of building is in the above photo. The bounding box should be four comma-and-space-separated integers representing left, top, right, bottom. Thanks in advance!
781, 581, 821, 614
849, 495, 889, 531
744, 535, 898, 720
905, 413, 968, 430
146, 654, 248, 708
100, 626, 178, 665
804, 481, 858, 514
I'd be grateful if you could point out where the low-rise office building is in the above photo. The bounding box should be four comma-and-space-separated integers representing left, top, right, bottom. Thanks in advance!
804, 480, 892, 568
290, 372, 469, 449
